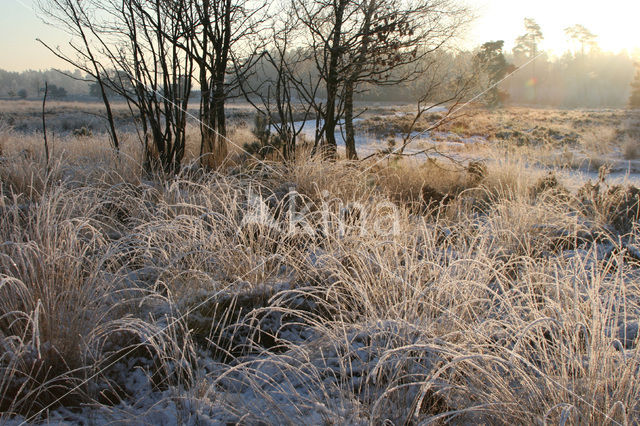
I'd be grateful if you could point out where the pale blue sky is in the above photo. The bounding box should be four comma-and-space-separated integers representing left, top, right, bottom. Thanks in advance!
0, 0, 638, 71
0, 0, 71, 71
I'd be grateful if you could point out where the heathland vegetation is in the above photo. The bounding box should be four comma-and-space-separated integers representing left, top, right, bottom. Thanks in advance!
1, 0, 640, 424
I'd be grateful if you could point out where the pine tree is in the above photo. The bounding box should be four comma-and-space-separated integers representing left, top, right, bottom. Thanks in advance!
474, 40, 512, 107
630, 62, 640, 108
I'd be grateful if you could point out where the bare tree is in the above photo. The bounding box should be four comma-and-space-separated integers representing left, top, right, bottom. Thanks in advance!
294, 0, 470, 160
237, 10, 320, 161
38, 0, 472, 169
36, 0, 120, 152
175, 0, 269, 168
289, 0, 341, 159
38, 0, 194, 173
342, 0, 470, 159
119, 0, 195, 172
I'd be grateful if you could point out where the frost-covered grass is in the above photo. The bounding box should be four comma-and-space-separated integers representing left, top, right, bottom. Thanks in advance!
1, 120, 640, 424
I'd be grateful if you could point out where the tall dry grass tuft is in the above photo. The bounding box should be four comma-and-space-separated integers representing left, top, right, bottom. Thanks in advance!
580, 126, 617, 155
370, 158, 466, 211
623, 135, 640, 160
0, 120, 11, 157
0, 159, 192, 419
230, 187, 640, 424
1, 126, 640, 423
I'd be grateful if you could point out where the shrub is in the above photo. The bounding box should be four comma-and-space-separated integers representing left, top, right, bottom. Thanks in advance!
44, 84, 67, 100
577, 168, 640, 234
529, 172, 569, 200
245, 113, 284, 159
623, 136, 640, 159
72, 126, 93, 138
466, 160, 487, 184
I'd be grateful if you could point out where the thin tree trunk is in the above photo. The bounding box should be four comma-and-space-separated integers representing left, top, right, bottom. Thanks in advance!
344, 80, 358, 160
213, 88, 228, 163
341, 0, 374, 161
65, 3, 120, 152
201, 114, 218, 169
42, 82, 50, 170
323, 0, 346, 160
324, 91, 338, 159
199, 61, 210, 161
199, 0, 231, 169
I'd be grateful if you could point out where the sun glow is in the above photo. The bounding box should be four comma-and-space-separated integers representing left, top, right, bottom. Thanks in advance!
468, 0, 640, 57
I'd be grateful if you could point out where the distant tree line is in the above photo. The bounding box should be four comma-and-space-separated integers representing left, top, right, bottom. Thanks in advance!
2, 45, 635, 110
0, 69, 88, 99
503, 18, 637, 107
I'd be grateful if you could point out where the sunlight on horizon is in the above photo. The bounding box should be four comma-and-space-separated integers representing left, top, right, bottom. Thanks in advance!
0, 0, 638, 71
467, 0, 640, 57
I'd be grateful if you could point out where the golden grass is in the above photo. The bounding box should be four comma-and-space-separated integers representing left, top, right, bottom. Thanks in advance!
1, 117, 640, 424
580, 126, 617, 155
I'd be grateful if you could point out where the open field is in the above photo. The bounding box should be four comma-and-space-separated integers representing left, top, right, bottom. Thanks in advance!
1, 103, 640, 423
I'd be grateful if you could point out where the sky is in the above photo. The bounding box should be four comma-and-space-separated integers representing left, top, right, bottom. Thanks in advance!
0, 0, 72, 71
0, 0, 638, 72
465, 0, 640, 56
